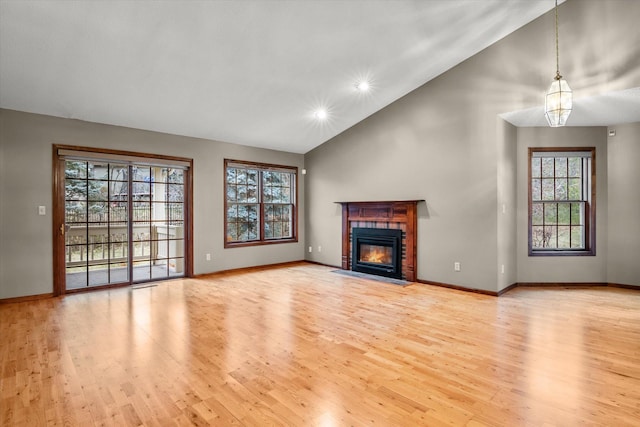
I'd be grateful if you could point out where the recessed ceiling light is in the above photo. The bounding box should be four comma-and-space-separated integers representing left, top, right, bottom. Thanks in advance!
356, 81, 370, 91
314, 109, 328, 120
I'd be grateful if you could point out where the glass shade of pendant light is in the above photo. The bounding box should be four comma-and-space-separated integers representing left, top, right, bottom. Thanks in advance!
544, 0, 572, 127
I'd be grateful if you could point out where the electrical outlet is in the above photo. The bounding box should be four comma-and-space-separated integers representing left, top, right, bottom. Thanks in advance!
308, 246, 313, 253
454, 262, 461, 272
206, 253, 211, 261
318, 246, 322, 252
501, 264, 505, 274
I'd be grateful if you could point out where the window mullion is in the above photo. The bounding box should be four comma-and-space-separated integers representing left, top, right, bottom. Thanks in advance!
259, 170, 265, 241
553, 157, 557, 249
566, 170, 571, 245
553, 156, 557, 200
553, 203, 560, 249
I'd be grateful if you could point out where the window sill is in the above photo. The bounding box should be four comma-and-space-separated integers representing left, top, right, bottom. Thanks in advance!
529, 249, 595, 257
225, 238, 298, 249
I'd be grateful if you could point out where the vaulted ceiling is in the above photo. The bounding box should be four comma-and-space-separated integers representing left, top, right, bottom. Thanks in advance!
0, 0, 583, 153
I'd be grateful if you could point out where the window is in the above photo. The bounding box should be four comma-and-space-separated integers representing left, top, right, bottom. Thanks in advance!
528, 147, 595, 256
224, 159, 297, 247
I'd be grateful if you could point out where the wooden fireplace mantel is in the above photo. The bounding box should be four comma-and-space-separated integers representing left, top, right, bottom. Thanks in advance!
337, 200, 422, 282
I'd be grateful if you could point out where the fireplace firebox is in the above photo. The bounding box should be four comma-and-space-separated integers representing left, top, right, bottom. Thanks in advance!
351, 228, 403, 279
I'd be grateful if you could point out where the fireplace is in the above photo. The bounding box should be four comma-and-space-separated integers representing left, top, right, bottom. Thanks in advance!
351, 227, 403, 279
339, 200, 421, 282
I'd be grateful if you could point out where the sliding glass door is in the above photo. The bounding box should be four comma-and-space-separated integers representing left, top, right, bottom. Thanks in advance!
55, 146, 192, 293
130, 164, 186, 282
64, 160, 130, 288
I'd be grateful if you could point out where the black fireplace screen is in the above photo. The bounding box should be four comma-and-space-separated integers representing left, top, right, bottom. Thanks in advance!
351, 227, 402, 279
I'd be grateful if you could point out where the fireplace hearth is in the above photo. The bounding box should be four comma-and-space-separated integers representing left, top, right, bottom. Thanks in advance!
351, 228, 403, 279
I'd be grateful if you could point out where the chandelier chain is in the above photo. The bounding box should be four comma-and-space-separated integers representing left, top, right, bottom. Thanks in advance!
555, 0, 561, 80
545, 0, 571, 127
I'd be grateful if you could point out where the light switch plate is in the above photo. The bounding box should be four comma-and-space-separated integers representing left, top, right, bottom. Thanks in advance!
38, 206, 46, 215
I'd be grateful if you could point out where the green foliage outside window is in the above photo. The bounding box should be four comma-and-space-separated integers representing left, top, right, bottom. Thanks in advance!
529, 149, 594, 253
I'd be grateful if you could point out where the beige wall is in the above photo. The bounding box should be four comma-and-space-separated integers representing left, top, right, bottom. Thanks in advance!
515, 126, 608, 283
0, 109, 305, 299
304, 0, 640, 292
497, 120, 518, 291
607, 122, 640, 286
2, 0, 639, 299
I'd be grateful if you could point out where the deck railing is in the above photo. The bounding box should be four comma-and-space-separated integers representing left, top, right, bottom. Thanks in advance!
65, 224, 184, 272
65, 204, 183, 225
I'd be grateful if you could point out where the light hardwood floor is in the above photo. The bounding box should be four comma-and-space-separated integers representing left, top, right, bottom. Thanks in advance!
1, 262, 639, 426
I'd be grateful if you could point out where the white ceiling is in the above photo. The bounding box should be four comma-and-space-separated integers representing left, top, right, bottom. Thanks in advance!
502, 87, 640, 127
0, 0, 580, 154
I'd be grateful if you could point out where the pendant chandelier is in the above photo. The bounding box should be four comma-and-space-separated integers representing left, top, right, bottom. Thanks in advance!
544, 0, 572, 127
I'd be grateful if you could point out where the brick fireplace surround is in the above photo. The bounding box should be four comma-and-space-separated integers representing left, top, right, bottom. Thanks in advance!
338, 200, 422, 282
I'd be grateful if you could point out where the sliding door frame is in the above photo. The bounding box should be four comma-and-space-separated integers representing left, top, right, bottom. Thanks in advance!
52, 144, 194, 296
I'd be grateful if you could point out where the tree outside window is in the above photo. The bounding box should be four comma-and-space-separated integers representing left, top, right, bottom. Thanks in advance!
528, 147, 595, 256
225, 160, 297, 247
